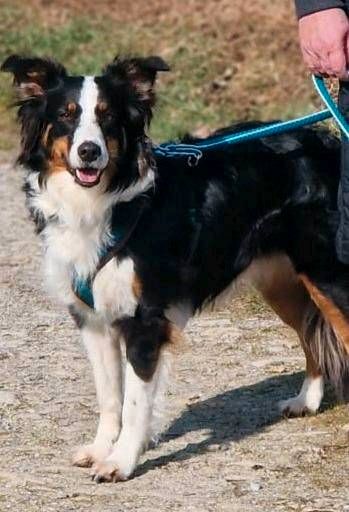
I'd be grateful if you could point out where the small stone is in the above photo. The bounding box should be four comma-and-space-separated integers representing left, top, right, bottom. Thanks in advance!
250, 481, 262, 492
223, 68, 233, 80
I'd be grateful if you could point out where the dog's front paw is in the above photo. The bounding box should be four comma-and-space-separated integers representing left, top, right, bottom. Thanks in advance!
91, 460, 128, 483
72, 443, 113, 468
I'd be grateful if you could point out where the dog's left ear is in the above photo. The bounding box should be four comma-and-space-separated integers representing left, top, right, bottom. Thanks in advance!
1, 54, 67, 99
105, 56, 170, 105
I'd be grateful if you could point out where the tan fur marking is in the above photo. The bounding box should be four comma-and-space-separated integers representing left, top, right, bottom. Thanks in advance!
67, 102, 77, 114
106, 137, 119, 158
132, 275, 142, 299
249, 255, 321, 377
103, 137, 120, 187
97, 101, 108, 113
251, 255, 308, 332
48, 136, 70, 173
299, 274, 349, 354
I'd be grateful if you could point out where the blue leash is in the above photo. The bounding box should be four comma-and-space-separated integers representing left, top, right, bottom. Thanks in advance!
153, 76, 349, 166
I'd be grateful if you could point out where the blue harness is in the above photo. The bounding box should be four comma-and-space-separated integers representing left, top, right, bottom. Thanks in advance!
73, 76, 349, 309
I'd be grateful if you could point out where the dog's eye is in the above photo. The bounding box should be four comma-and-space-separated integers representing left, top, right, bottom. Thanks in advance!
59, 111, 71, 120
58, 104, 77, 121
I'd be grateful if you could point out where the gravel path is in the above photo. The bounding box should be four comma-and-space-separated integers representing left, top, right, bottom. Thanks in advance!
1, 156, 349, 512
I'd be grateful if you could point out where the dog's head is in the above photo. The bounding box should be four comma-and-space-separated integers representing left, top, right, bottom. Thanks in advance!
1, 55, 169, 190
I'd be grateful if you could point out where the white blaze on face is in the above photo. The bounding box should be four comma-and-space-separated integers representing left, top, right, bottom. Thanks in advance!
69, 76, 109, 171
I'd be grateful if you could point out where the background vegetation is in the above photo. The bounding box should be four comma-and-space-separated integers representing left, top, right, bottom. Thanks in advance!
0, 0, 324, 150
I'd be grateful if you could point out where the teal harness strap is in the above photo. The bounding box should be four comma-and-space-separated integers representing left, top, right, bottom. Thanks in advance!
72, 231, 125, 309
153, 76, 349, 165
73, 274, 95, 309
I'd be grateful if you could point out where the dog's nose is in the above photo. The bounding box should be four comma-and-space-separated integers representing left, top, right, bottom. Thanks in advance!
78, 141, 101, 163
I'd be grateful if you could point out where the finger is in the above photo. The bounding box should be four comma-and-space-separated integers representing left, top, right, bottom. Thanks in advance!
327, 48, 348, 79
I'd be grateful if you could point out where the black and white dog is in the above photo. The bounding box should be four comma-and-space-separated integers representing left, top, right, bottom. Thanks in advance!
3, 54, 349, 483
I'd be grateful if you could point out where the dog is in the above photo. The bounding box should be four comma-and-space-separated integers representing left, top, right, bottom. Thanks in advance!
3, 53, 349, 483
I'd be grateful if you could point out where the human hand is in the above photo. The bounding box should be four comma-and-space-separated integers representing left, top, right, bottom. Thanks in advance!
298, 8, 349, 80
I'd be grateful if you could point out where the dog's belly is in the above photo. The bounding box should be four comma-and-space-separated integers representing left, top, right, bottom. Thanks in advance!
93, 257, 139, 322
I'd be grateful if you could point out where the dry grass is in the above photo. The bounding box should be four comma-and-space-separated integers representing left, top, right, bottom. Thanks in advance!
29, 0, 318, 118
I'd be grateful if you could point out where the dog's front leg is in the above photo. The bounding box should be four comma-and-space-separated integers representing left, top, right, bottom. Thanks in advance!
73, 321, 123, 468
91, 310, 173, 482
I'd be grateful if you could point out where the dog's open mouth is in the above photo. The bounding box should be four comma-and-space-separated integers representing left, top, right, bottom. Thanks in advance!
73, 168, 103, 187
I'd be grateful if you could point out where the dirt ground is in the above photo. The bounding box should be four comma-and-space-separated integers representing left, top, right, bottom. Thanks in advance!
1, 154, 349, 512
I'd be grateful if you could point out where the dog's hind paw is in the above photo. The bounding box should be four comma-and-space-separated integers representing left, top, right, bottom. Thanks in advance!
91, 461, 128, 483
279, 397, 314, 417
72, 443, 112, 468
279, 376, 323, 417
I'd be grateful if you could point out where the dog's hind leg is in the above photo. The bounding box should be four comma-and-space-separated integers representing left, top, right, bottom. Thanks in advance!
250, 255, 324, 416
91, 310, 177, 483
72, 321, 123, 468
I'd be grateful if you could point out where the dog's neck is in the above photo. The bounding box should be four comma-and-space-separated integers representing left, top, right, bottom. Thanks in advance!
27, 166, 155, 229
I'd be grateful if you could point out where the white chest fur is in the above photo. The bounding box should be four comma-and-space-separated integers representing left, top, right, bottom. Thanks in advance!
93, 257, 138, 322
26, 170, 149, 321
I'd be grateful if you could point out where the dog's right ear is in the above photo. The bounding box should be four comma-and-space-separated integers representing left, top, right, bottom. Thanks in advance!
1, 55, 67, 99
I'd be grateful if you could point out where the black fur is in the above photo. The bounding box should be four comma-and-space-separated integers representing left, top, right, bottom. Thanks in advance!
117, 305, 171, 381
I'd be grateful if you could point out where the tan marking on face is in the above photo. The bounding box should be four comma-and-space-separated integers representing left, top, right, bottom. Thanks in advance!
106, 136, 119, 159
100, 137, 120, 188
48, 135, 70, 173
96, 101, 108, 114
67, 102, 77, 114
299, 274, 349, 354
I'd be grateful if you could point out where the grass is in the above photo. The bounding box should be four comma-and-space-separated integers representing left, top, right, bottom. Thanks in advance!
0, 0, 325, 150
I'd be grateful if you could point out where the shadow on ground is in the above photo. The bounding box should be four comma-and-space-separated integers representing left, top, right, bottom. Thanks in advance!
135, 371, 335, 477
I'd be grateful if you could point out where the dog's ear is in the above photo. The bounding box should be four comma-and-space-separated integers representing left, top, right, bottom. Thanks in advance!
105, 56, 170, 105
1, 55, 67, 99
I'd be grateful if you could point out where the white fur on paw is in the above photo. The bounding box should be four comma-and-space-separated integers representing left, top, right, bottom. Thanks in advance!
279, 376, 323, 417
91, 461, 128, 483
72, 443, 113, 468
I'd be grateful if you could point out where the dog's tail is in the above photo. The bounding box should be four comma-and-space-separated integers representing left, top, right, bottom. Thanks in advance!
303, 301, 349, 399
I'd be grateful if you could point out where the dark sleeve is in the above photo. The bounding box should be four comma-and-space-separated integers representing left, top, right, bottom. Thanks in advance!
295, 0, 346, 18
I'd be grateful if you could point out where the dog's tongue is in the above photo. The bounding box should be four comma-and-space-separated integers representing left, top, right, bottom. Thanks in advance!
76, 168, 99, 184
